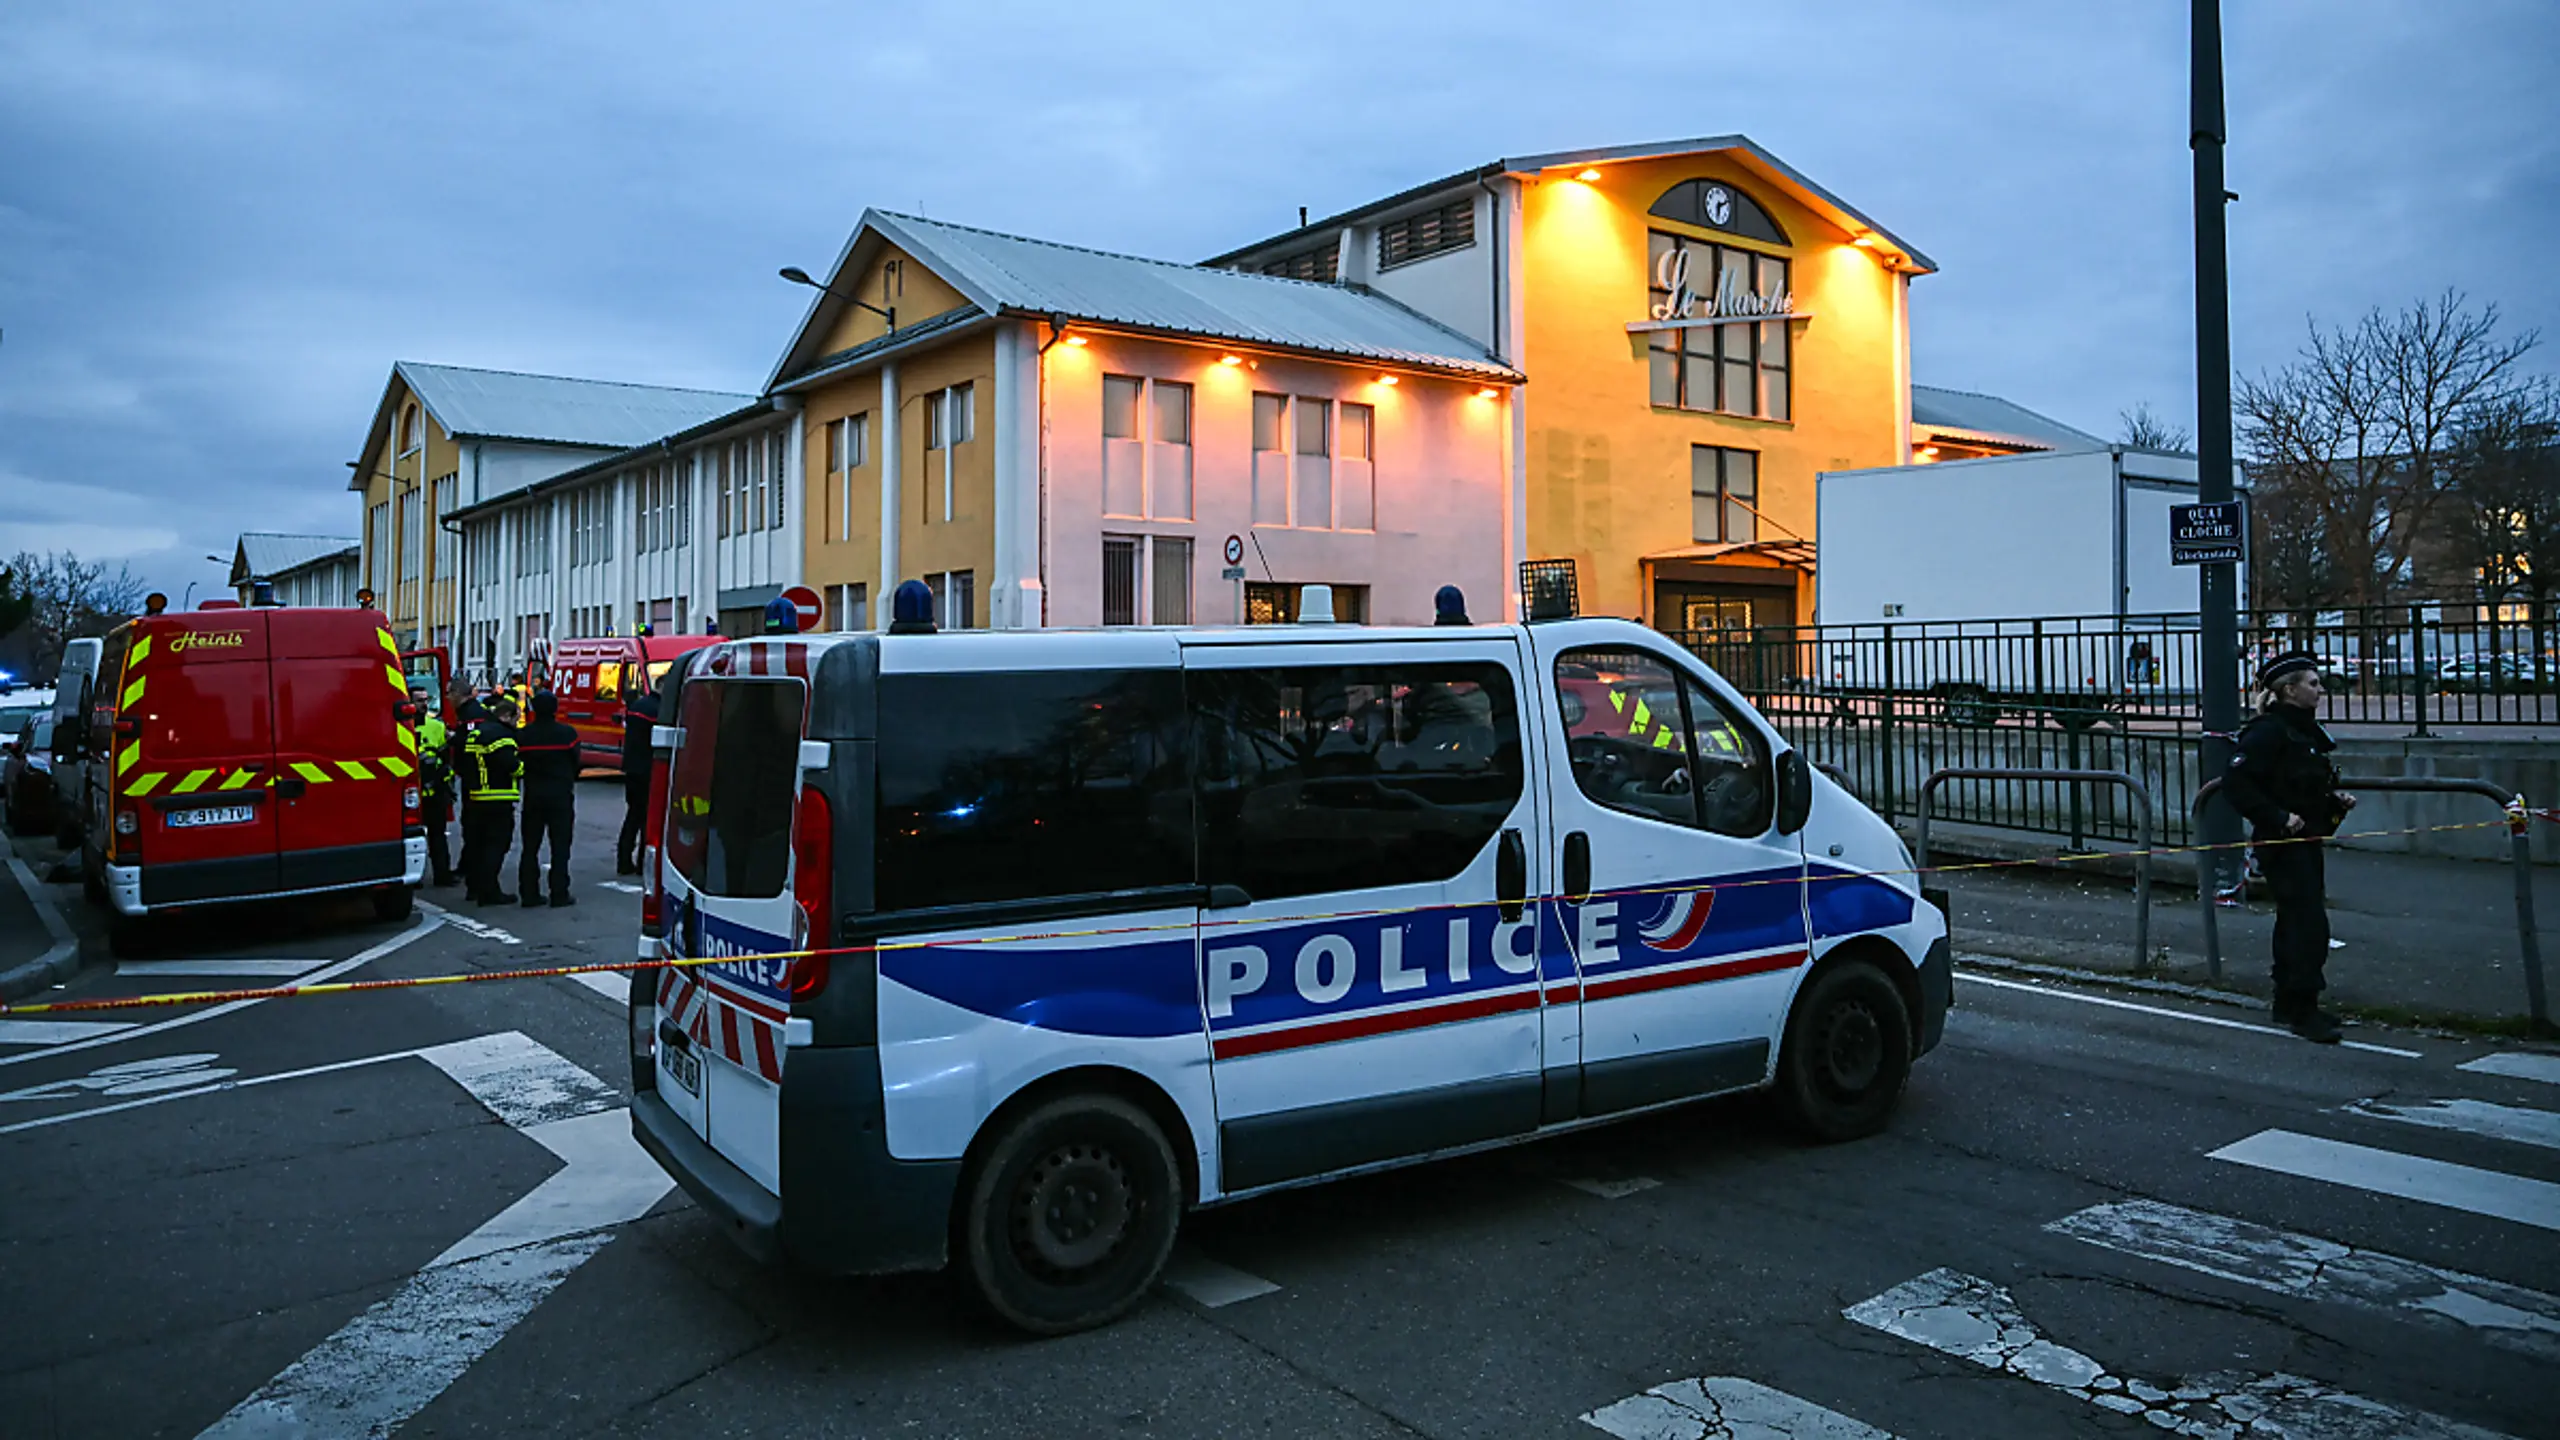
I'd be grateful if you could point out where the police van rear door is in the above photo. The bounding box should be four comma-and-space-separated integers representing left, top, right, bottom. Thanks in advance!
268, 613, 411, 892
1529, 623, 1807, 1118
657, 657, 810, 1194
1186, 633, 1545, 1195
124, 613, 284, 902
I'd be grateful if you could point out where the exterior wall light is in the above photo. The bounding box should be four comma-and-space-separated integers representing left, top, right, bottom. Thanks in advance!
1852, 234, 1880, 248
1219, 354, 1244, 366
1476, 386, 1500, 400
1575, 168, 1602, 182
1376, 374, 1399, 386
1064, 334, 1088, 347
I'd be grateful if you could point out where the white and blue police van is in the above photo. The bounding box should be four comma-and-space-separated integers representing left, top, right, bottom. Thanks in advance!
628, 590, 1950, 1334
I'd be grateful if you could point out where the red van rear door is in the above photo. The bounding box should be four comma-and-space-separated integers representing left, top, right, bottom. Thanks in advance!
269, 613, 411, 893
130, 613, 283, 905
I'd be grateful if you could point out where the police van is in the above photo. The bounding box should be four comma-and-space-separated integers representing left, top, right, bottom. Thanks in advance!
629, 598, 1950, 1334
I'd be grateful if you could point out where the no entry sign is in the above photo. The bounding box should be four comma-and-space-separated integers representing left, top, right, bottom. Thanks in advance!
779, 584, 824, 632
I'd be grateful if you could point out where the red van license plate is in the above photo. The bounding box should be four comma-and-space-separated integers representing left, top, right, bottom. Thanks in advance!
167, 804, 256, 829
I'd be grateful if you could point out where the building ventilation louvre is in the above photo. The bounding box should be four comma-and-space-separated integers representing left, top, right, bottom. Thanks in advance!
1262, 242, 1340, 284
1377, 200, 1475, 270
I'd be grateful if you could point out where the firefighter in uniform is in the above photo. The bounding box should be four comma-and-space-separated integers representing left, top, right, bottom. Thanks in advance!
2220, 651, 2357, 1044
413, 684, 456, 888
458, 697, 521, 905
616, 687, 659, 874
515, 689, 580, 907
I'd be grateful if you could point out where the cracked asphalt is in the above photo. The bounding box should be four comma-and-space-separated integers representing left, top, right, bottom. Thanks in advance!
4, 785, 2556, 1439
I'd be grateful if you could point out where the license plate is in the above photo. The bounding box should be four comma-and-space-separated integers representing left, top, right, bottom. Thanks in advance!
660, 1037, 701, 1096
167, 804, 256, 829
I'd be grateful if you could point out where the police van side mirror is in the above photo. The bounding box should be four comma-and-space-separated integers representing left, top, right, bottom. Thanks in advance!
1775, 750, 1813, 836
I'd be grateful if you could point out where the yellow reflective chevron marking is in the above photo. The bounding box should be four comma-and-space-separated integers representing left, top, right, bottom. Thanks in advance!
219, 768, 259, 791
397, 724, 417, 753
1609, 691, 1625, 713
1632, 697, 1652, 731
378, 631, 399, 658
117, 743, 139, 775
381, 755, 414, 778
121, 677, 145, 710
337, 759, 374, 780
130, 634, 153, 668
127, 772, 165, 797
291, 762, 332, 784
172, 770, 214, 794
385, 664, 405, 692
1654, 727, 1680, 750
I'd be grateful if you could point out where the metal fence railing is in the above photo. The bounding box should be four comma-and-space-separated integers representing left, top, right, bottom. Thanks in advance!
1672, 600, 2558, 849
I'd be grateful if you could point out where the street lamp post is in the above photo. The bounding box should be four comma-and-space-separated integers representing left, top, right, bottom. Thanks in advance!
779, 267, 895, 332
2192, 0, 2243, 888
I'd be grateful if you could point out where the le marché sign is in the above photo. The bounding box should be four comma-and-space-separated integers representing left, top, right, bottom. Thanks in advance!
1627, 247, 1803, 334
2169, 500, 2247, 566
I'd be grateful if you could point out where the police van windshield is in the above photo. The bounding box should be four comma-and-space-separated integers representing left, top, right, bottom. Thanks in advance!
666, 678, 806, 898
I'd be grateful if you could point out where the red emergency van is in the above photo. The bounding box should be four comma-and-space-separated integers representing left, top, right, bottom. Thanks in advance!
550, 634, 716, 770
79, 605, 425, 952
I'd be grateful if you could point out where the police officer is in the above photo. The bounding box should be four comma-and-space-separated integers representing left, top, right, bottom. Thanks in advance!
616, 687, 659, 875
2221, 651, 2357, 1043
515, 689, 579, 907
458, 696, 521, 905
412, 684, 456, 887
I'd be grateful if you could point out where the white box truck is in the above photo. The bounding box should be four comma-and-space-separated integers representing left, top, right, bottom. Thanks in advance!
1811, 448, 2243, 725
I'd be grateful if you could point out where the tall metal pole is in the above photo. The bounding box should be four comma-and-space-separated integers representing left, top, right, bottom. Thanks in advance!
2192, 0, 2243, 892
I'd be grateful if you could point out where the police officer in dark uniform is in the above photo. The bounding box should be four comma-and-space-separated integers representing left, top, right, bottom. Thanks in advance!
458, 697, 521, 906
2220, 651, 2358, 1043
515, 689, 580, 907
616, 687, 659, 874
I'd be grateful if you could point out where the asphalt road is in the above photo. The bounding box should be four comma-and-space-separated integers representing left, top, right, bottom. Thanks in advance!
4, 779, 2557, 1439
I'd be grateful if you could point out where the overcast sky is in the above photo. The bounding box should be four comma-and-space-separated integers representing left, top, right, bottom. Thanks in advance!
2, 0, 2551, 601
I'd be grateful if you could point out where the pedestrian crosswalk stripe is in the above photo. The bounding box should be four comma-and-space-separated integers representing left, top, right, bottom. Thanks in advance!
2462, 1052, 2560, 1088
115, 959, 325, 979
0, 1019, 139, 1046
2048, 1198, 2560, 1364
1583, 1377, 1897, 1439
1159, 1251, 1280, 1309
1846, 1267, 2517, 1439
2347, 1097, 2560, 1153
2209, 1129, 2560, 1232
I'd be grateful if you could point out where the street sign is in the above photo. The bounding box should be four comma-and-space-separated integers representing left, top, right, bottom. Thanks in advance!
1223, 534, 1244, 566
1220, 566, 1246, 581
2169, 500, 2246, 566
779, 584, 825, 632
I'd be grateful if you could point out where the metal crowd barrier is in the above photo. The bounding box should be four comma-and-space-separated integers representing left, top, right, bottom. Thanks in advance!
2194, 776, 2549, 1030
1915, 768, 2155, 972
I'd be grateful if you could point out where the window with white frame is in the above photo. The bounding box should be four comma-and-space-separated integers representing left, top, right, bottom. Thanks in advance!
395, 490, 420, 581
1251, 393, 1288, 525
1152, 535, 1192, 624
922, 384, 973, 524
827, 582, 868, 632
769, 431, 787, 530
924, 569, 974, 629
1101, 534, 1193, 626
369, 502, 389, 591
827, 413, 869, 542
1292, 395, 1331, 529
1647, 232, 1791, 421
1249, 393, 1375, 531
515, 507, 551, 577
1102, 535, 1139, 626
1336, 401, 1374, 530
715, 445, 732, 537
1100, 375, 1191, 520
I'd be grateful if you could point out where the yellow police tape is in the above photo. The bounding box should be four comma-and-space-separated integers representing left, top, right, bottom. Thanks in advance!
0, 814, 2522, 1019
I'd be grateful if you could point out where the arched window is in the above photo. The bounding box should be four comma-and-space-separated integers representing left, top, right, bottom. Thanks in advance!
401, 404, 422, 453
1648, 179, 1788, 246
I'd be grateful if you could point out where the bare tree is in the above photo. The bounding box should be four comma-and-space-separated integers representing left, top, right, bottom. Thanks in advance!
2118, 403, 2193, 453
4, 550, 149, 683
2237, 290, 2539, 610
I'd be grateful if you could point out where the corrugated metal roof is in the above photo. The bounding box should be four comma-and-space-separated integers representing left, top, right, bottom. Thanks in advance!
867, 213, 1518, 380
1912, 384, 2104, 451
234, 532, 358, 582
399, 362, 752, 448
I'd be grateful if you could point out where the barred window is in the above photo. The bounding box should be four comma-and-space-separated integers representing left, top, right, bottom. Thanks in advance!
1377, 200, 1474, 270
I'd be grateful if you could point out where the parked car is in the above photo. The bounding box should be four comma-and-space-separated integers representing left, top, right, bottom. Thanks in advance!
0, 685, 58, 737
2438, 654, 2553, 694
3, 715, 54, 833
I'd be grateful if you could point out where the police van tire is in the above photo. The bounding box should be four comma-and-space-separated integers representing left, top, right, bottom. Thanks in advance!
1774, 961, 1912, 1143
106, 912, 150, 959
959, 1093, 1182, 1335
371, 886, 414, 922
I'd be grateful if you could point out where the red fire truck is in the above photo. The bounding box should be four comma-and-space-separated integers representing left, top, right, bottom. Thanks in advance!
549, 634, 717, 770
79, 604, 425, 953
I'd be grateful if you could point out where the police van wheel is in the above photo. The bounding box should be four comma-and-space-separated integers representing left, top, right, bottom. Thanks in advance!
960, 1093, 1181, 1335
1775, 961, 1912, 1143
371, 886, 414, 922
106, 912, 151, 960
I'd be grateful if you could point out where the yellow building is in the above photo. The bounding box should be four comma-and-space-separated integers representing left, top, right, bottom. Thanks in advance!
1210, 136, 1934, 633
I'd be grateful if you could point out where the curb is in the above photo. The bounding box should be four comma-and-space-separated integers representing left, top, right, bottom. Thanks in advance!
0, 855, 81, 1002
